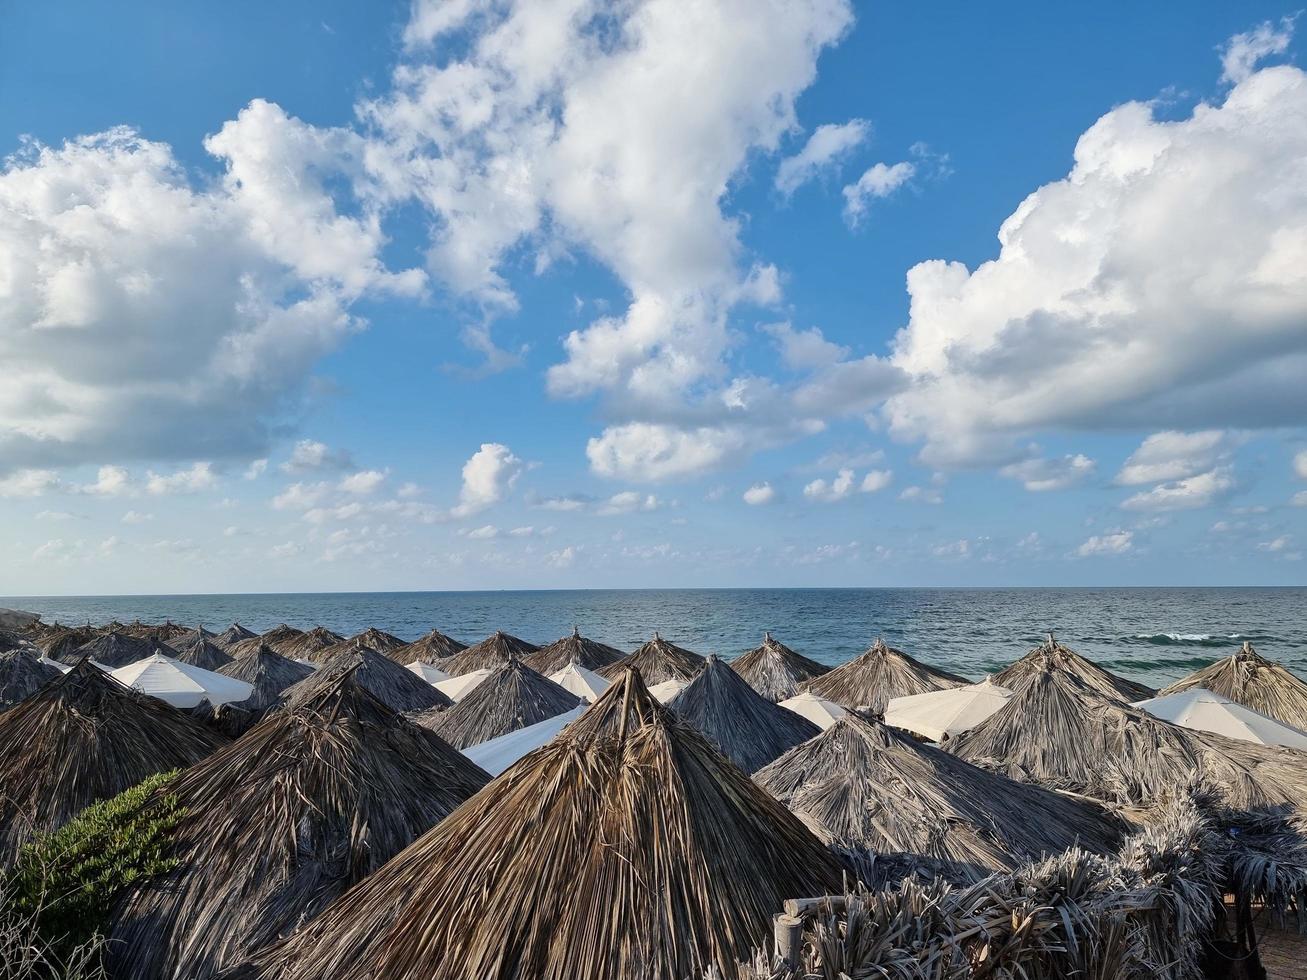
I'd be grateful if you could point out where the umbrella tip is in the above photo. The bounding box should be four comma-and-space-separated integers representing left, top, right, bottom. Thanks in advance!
653, 630, 661, 641
573, 625, 580, 637
764, 630, 772, 642
1045, 631, 1056, 647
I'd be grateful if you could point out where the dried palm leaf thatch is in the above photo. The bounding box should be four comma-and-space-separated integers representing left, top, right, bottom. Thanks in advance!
0, 649, 62, 711
755, 711, 1123, 878
0, 628, 40, 655
227, 668, 846, 980
389, 627, 467, 665
801, 638, 967, 714
212, 623, 258, 651
216, 645, 314, 713
596, 631, 707, 684
186, 699, 261, 739
0, 660, 226, 865
420, 658, 580, 749
127, 621, 189, 643
730, 632, 830, 702
170, 633, 233, 672
995, 632, 1154, 702
1159, 641, 1307, 732
667, 655, 820, 773
107, 671, 489, 980
68, 630, 173, 669
1221, 807, 1307, 930
32, 624, 96, 660
282, 645, 450, 714
438, 630, 540, 675
273, 626, 345, 662
345, 627, 406, 653
523, 626, 626, 674
947, 664, 1307, 811
254, 623, 307, 656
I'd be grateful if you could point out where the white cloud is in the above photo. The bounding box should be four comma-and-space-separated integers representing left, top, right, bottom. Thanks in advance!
587, 423, 758, 482
146, 462, 216, 495
932, 538, 971, 559
774, 119, 870, 196
530, 493, 592, 512
860, 469, 893, 493
397, 481, 422, 499
0, 469, 61, 497
35, 510, 78, 521
282, 440, 354, 473
244, 459, 268, 480
763, 322, 849, 371
899, 485, 942, 504
508, 525, 553, 538
1000, 453, 1095, 492
1076, 530, 1134, 557
464, 524, 499, 540
272, 481, 330, 511
79, 465, 131, 497
743, 482, 776, 505
842, 160, 914, 225
338, 469, 386, 495
1294, 449, 1307, 480
1293, 490, 1307, 507
1120, 467, 1235, 512
597, 491, 661, 516
451, 443, 522, 517
1220, 17, 1295, 85
267, 541, 302, 559
803, 468, 856, 502
545, 545, 579, 569
120, 511, 153, 525
1257, 535, 1291, 552
1116, 431, 1233, 486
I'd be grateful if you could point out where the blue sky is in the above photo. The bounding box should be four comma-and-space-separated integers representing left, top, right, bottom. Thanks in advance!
2, 0, 1306, 594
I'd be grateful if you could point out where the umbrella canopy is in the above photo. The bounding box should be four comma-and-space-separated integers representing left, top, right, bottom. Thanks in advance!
994, 633, 1154, 702
802, 638, 968, 714
256, 623, 309, 656
438, 630, 540, 675
389, 628, 468, 665
228, 669, 845, 980
1158, 641, 1307, 731
523, 627, 626, 674
213, 622, 259, 651
111, 652, 254, 709
34, 624, 97, 661
406, 660, 451, 684
67, 629, 168, 668
217, 645, 315, 713
729, 632, 830, 702
434, 669, 491, 702
1134, 687, 1307, 749
648, 677, 689, 704
667, 655, 820, 773
122, 620, 190, 642
0, 648, 62, 711
39, 656, 71, 675
463, 705, 586, 776
283, 646, 450, 715
549, 661, 611, 701
755, 712, 1123, 877
0, 627, 39, 655
884, 677, 1014, 742
778, 691, 848, 730
108, 671, 490, 980
170, 630, 234, 672
276, 626, 346, 662
596, 631, 706, 684
421, 659, 580, 750
344, 627, 407, 654
0, 660, 226, 865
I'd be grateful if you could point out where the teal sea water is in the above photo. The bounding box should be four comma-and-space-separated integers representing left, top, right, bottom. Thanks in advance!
4, 587, 1304, 689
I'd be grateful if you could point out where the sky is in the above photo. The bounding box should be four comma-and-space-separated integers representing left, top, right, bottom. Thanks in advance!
1, 0, 1306, 594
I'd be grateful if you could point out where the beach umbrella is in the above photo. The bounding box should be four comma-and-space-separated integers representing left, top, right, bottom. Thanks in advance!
0, 648, 62, 711
186, 699, 261, 740
33, 623, 97, 662
433, 669, 491, 702
122, 620, 189, 642
226, 669, 845, 980
462, 706, 586, 776
276, 626, 346, 663
170, 628, 234, 672
596, 631, 706, 684
217, 645, 315, 713
884, 677, 1014, 742
344, 627, 407, 654
39, 656, 71, 674
1158, 641, 1307, 732
0, 660, 226, 865
0, 627, 39, 655
212, 622, 258, 651
254, 623, 309, 657
667, 655, 820, 773
778, 691, 848, 730
648, 677, 689, 703
548, 661, 610, 701
524, 626, 625, 674
755, 712, 1122, 877
420, 659, 580, 750
389, 628, 468, 665
802, 638, 967, 714
70, 628, 173, 668
108, 670, 489, 980
111, 652, 254, 709
994, 632, 1153, 702
729, 632, 830, 702
438, 630, 540, 675
283, 646, 450, 715
406, 660, 451, 684
1133, 687, 1307, 749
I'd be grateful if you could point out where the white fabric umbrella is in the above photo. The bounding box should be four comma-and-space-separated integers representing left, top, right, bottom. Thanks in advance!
111, 652, 254, 708
434, 668, 492, 702
549, 662, 610, 701
407, 661, 451, 684
1133, 687, 1307, 749
778, 691, 848, 730
884, 677, 1012, 742
647, 678, 689, 704
463, 705, 586, 776
39, 656, 71, 674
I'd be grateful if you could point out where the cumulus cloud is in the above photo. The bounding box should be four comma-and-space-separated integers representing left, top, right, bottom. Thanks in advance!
596, 491, 661, 516
0, 469, 61, 498
281, 440, 354, 473
842, 160, 914, 225
1000, 453, 1095, 492
451, 443, 522, 517
146, 462, 216, 495
1120, 467, 1235, 512
743, 482, 776, 505
338, 469, 386, 495
1220, 17, 1295, 85
1115, 431, 1234, 485
859, 469, 893, 492
1294, 449, 1307, 480
774, 119, 870, 196
1076, 530, 1134, 557
805, 468, 890, 501
120, 510, 153, 525
78, 466, 132, 497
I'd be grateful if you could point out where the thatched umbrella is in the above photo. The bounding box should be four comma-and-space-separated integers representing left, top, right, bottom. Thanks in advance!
0, 627, 38, 655
187, 699, 261, 740
0, 660, 226, 864
729, 631, 830, 702
1158, 641, 1307, 731
438, 630, 540, 675
596, 631, 706, 684
802, 638, 967, 714
0, 648, 62, 711
33, 623, 96, 661
755, 712, 1123, 878
420, 659, 580, 750
666, 655, 820, 773
108, 671, 489, 980
390, 628, 468, 665
256, 623, 308, 656
994, 632, 1154, 702
226, 668, 845, 980
213, 622, 258, 651
282, 645, 450, 715
170, 629, 234, 672
69, 629, 173, 668
523, 627, 625, 674
122, 620, 189, 642
275, 626, 345, 663
345, 627, 407, 653
217, 645, 315, 713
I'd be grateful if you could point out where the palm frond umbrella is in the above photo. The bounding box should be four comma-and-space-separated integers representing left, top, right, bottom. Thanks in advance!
0, 648, 62, 711
276, 626, 346, 663
34, 623, 96, 661
122, 620, 188, 642
1134, 687, 1307, 749
420, 659, 580, 750
108, 670, 489, 980
70, 629, 173, 668
227, 668, 845, 980
462, 705, 587, 777
0, 660, 226, 864
756, 712, 1123, 878
1158, 641, 1307, 731
213, 622, 258, 651
390, 628, 468, 665
438, 630, 540, 675
549, 662, 610, 701
111, 652, 254, 709
345, 627, 407, 653
170, 629, 234, 672
730, 632, 830, 702
187, 699, 260, 740
884, 677, 1014, 742
778, 691, 849, 730
523, 626, 625, 674
283, 646, 450, 715
0, 627, 38, 655
596, 631, 706, 684
257, 623, 308, 656
217, 645, 315, 713
802, 638, 967, 714
994, 632, 1154, 702
667, 655, 819, 773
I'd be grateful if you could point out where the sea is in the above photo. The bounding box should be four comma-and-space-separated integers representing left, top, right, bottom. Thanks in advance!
4, 587, 1305, 689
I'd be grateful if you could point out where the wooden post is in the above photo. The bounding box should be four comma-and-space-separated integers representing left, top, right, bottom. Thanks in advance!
773, 912, 803, 966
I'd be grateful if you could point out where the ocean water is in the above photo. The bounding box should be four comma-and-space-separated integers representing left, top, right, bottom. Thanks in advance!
4, 587, 1305, 689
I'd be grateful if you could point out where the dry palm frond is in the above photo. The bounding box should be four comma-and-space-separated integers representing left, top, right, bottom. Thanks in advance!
169, 633, 232, 672
2, 629, 39, 654
229, 668, 846, 980
420, 658, 580, 749
1159, 641, 1307, 731
0, 661, 226, 865
438, 630, 540, 675
275, 626, 345, 662
523, 627, 626, 674
121, 621, 188, 643
65, 630, 167, 668
596, 631, 706, 684
667, 655, 819, 773
107, 672, 489, 980
389, 628, 467, 665
254, 624, 307, 656
216, 645, 314, 713
185, 699, 260, 739
755, 712, 1123, 878
212, 623, 258, 652
801, 638, 966, 714
730, 633, 830, 702
282, 646, 449, 714
0, 649, 62, 711
33, 625, 97, 662
346, 627, 406, 653
995, 632, 1154, 702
